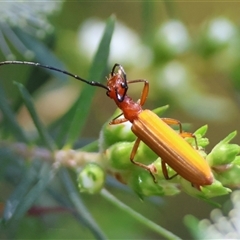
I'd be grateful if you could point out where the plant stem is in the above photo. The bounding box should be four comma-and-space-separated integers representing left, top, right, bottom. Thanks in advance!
100, 188, 182, 240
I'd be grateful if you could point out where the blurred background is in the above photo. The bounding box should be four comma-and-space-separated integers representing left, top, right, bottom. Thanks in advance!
1, 1, 240, 239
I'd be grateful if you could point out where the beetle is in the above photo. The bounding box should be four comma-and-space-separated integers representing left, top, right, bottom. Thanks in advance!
0, 61, 213, 189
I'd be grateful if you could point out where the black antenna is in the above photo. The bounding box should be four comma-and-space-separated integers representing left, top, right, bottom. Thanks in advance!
0, 61, 109, 91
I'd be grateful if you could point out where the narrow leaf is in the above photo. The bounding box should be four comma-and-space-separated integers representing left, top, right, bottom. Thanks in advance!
15, 28, 67, 81
11, 29, 68, 111
6, 162, 57, 222
63, 15, 115, 148
3, 160, 40, 222
0, 81, 28, 142
14, 81, 56, 151
141, 1, 155, 44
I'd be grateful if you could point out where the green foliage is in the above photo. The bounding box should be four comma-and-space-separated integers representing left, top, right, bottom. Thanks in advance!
0, 12, 116, 239
1, 2, 240, 240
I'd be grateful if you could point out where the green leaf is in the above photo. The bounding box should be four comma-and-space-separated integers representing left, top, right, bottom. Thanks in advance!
5, 162, 57, 223
14, 81, 56, 151
15, 28, 67, 82
12, 29, 68, 111
2, 160, 41, 222
221, 131, 237, 144
206, 131, 239, 166
63, 15, 115, 148
152, 105, 169, 116
60, 169, 107, 240
194, 125, 208, 137
0, 82, 28, 142
141, 1, 155, 44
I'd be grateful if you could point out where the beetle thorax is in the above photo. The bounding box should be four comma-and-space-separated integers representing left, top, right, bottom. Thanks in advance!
116, 95, 142, 123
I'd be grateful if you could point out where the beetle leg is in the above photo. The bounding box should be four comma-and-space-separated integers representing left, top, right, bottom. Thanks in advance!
130, 137, 157, 183
161, 160, 178, 180
179, 131, 199, 149
128, 79, 149, 106
109, 113, 128, 125
161, 117, 183, 132
192, 184, 201, 191
162, 161, 202, 190
162, 118, 199, 149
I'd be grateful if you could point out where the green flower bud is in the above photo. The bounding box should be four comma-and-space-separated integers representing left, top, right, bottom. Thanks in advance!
77, 163, 105, 194
105, 140, 160, 171
233, 155, 240, 165
99, 109, 135, 152
180, 178, 231, 199
214, 164, 240, 187
134, 143, 158, 165
194, 125, 209, 148
128, 169, 180, 197
183, 125, 209, 149
207, 131, 240, 166
105, 142, 133, 170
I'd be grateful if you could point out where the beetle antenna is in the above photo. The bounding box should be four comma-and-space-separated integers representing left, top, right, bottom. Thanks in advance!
0, 61, 109, 91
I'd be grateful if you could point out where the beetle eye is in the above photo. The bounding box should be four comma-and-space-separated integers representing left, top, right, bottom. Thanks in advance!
121, 82, 127, 89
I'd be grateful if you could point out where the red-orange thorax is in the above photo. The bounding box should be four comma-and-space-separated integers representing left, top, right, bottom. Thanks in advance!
116, 96, 142, 123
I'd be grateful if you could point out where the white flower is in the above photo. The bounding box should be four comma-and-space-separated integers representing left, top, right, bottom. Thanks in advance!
199, 190, 240, 238
0, 1, 63, 59
77, 18, 152, 68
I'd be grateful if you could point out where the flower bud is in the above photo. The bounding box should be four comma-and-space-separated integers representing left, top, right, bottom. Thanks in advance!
77, 163, 105, 194
128, 169, 180, 197
99, 109, 135, 152
194, 125, 209, 148
105, 142, 133, 170
105, 140, 159, 171
213, 163, 240, 188
207, 131, 240, 166
180, 178, 231, 199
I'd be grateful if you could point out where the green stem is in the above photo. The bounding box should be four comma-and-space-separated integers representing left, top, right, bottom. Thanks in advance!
100, 188, 182, 240
80, 140, 99, 152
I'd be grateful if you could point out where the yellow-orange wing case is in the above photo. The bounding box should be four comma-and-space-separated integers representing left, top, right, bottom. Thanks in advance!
131, 110, 213, 188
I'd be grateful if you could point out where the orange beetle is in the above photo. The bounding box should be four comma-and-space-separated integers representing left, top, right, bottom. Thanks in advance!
0, 61, 213, 189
